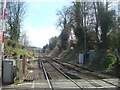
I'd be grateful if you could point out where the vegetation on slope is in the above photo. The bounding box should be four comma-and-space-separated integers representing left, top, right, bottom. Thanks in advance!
4, 40, 32, 59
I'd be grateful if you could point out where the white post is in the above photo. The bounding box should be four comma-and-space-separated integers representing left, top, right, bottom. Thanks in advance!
2, 0, 6, 52
1, 0, 6, 85
0, 2, 2, 88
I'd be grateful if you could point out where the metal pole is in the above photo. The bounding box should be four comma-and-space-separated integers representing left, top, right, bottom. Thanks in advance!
0, 2, 2, 88
84, 26, 87, 61
1, 0, 6, 84
83, 3, 87, 61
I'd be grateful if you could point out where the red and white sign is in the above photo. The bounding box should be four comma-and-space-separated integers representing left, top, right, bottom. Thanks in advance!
2, 31, 4, 43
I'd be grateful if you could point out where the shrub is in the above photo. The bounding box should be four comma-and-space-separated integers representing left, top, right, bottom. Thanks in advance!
7, 40, 18, 48
7, 40, 13, 46
12, 43, 16, 48
105, 52, 117, 69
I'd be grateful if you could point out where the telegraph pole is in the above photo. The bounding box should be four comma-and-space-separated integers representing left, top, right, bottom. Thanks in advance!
118, 3, 120, 36
117, 2, 120, 60
118, 1, 120, 28
83, 2, 87, 61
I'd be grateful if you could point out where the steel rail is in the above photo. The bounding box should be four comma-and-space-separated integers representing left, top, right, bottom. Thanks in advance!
48, 60, 85, 90
51, 59, 120, 89
50, 60, 104, 89
41, 61, 53, 90
64, 62, 120, 88
52, 58, 117, 78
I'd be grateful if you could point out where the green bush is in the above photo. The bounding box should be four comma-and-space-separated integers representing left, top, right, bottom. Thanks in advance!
91, 52, 117, 71
7, 40, 18, 48
12, 43, 16, 48
7, 40, 13, 46
104, 53, 117, 69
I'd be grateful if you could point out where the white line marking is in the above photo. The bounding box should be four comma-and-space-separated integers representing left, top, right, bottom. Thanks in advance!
31, 81, 35, 88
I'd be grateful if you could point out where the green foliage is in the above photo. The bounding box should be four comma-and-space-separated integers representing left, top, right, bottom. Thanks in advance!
5, 46, 32, 59
89, 52, 117, 71
64, 53, 74, 61
87, 31, 97, 50
99, 7, 115, 49
7, 40, 13, 46
105, 53, 117, 69
109, 30, 120, 54
7, 40, 17, 48
99, 9, 115, 35
96, 52, 116, 71
49, 37, 58, 50
6, 2, 25, 41
60, 31, 69, 50
74, 26, 83, 42
5, 40, 32, 59
74, 2, 81, 27
42, 44, 49, 53
12, 42, 16, 48
53, 1, 118, 74
73, 2, 94, 50
73, 2, 84, 50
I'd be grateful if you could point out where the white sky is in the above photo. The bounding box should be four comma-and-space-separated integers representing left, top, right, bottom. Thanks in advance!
23, 1, 70, 48
25, 26, 61, 48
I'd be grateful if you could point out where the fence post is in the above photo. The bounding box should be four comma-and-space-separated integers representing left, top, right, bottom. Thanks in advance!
22, 55, 26, 74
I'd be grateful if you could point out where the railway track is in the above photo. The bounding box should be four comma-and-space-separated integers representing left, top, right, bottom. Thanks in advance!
41, 61, 53, 89
50, 59, 120, 89
51, 58, 115, 79
40, 59, 119, 89
40, 60, 85, 90
43, 60, 67, 79
18, 57, 119, 89
48, 60, 84, 90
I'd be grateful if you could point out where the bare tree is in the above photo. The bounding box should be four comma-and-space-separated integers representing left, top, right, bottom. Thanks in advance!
56, 6, 73, 50
19, 32, 29, 46
56, 6, 73, 30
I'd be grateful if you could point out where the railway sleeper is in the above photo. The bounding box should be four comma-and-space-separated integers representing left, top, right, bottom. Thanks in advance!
53, 60, 110, 79
23, 73, 34, 82
55, 59, 115, 78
